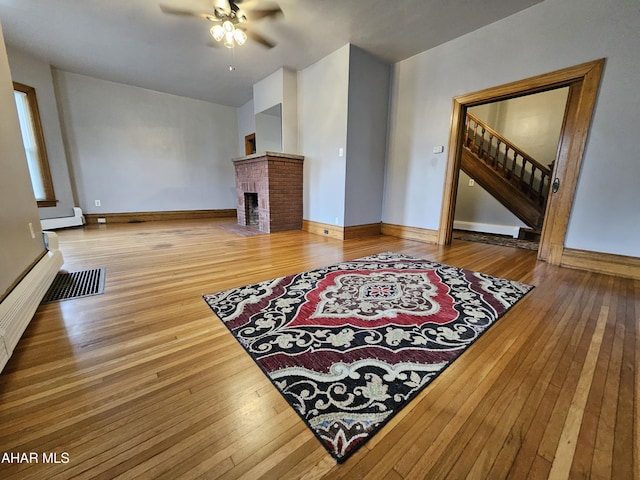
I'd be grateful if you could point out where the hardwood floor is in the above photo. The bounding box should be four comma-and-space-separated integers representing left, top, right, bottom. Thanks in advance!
0, 219, 637, 479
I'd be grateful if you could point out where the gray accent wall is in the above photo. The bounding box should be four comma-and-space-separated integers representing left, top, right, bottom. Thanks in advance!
344, 46, 390, 227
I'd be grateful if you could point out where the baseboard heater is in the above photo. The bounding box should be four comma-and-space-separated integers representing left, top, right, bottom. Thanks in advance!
453, 220, 521, 238
40, 207, 85, 230
0, 232, 64, 372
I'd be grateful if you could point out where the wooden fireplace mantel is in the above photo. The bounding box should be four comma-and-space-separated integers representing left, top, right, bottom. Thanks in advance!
233, 152, 304, 233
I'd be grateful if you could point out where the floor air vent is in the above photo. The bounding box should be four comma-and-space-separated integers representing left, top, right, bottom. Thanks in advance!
42, 268, 106, 303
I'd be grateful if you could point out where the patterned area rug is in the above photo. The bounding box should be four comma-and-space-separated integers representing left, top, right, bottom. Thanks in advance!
203, 253, 533, 462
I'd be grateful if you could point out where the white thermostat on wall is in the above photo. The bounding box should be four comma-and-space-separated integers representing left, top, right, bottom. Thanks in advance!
432, 145, 444, 154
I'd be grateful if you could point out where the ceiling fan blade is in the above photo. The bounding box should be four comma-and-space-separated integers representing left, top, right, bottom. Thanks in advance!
213, 0, 232, 16
247, 30, 277, 49
159, 5, 217, 21
245, 7, 283, 21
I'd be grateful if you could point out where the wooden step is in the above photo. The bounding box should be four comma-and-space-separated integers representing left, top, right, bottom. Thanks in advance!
518, 228, 542, 241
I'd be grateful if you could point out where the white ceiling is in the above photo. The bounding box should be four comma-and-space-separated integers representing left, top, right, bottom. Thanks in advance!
0, 0, 543, 107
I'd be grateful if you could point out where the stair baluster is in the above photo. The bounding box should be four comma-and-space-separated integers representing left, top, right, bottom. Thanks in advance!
461, 112, 553, 229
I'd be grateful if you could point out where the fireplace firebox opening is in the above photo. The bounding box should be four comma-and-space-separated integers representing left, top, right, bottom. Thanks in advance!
244, 193, 259, 226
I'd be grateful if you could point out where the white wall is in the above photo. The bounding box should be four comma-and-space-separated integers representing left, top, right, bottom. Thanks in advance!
456, 171, 527, 232
0, 22, 45, 301
298, 45, 350, 226
255, 107, 282, 153
384, 52, 450, 229
253, 68, 283, 115
6, 47, 76, 220
53, 71, 239, 214
253, 72, 283, 152
253, 67, 298, 153
237, 98, 255, 155
282, 68, 298, 154
384, 0, 640, 257
344, 45, 390, 227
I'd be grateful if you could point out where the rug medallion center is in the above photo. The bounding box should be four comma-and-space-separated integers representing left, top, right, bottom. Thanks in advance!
301, 270, 457, 327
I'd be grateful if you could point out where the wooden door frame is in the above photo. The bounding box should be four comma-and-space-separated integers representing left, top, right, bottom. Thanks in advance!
438, 59, 605, 264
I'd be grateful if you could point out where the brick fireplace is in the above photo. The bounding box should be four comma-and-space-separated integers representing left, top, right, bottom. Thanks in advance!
233, 152, 304, 233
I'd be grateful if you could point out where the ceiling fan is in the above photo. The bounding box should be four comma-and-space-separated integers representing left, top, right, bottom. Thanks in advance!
160, 0, 283, 49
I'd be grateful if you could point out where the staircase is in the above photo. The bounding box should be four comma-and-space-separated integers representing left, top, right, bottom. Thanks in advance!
461, 112, 552, 230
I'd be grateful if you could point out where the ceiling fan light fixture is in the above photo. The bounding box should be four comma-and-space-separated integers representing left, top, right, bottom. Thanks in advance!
233, 29, 247, 45
210, 24, 225, 41
160, 0, 280, 49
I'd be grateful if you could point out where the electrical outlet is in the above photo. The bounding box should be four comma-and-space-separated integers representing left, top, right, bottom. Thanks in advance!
468, 179, 475, 187
95, 200, 101, 207
97, 217, 107, 224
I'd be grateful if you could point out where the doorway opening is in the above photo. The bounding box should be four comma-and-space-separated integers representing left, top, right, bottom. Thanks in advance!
438, 59, 605, 265
452, 87, 570, 252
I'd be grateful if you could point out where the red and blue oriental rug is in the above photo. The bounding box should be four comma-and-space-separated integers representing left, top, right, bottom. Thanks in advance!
203, 252, 533, 462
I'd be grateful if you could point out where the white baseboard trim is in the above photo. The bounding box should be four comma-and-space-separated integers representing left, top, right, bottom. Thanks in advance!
453, 221, 521, 238
41, 207, 85, 230
0, 238, 63, 372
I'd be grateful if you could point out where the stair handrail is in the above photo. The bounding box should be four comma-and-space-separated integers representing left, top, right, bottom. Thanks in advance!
464, 112, 553, 207
465, 112, 552, 175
